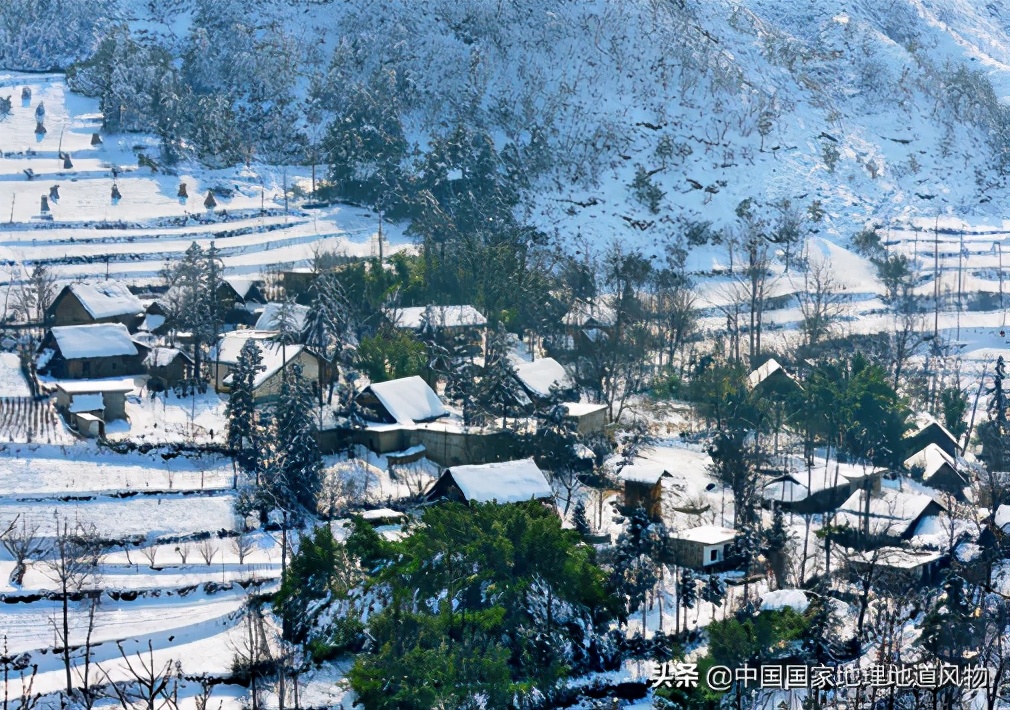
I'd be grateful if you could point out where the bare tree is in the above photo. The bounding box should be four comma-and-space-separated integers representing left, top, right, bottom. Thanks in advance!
14, 262, 57, 328
72, 594, 102, 709
40, 514, 103, 698
547, 466, 582, 518
230, 534, 254, 565
198, 538, 217, 566
1, 635, 41, 710
139, 545, 159, 570
1, 516, 43, 587
230, 603, 274, 710
174, 543, 190, 565
797, 258, 844, 350
102, 640, 180, 710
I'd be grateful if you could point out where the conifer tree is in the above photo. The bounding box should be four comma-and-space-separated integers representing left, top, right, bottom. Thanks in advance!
700, 573, 726, 609
572, 500, 591, 537
271, 363, 323, 515
609, 506, 663, 633
226, 339, 264, 470
477, 323, 526, 427
302, 273, 353, 403
678, 568, 698, 627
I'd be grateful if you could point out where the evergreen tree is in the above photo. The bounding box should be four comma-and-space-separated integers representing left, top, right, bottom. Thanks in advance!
271, 364, 323, 515
764, 506, 790, 590
572, 500, 592, 537
162, 241, 214, 389
700, 573, 726, 609
302, 273, 353, 404
609, 506, 663, 632
225, 339, 264, 470
678, 568, 698, 624
477, 323, 527, 427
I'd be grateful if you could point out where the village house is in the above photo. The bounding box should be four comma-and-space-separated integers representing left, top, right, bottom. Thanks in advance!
137, 300, 170, 336
48, 282, 145, 330
668, 525, 738, 570
562, 297, 616, 353
835, 486, 946, 548
425, 458, 554, 506
353, 375, 448, 453
746, 357, 803, 397
217, 277, 267, 308
210, 331, 324, 401
563, 402, 608, 436
510, 356, 578, 404
254, 302, 310, 333
903, 419, 961, 459
618, 463, 672, 520
845, 546, 947, 587
144, 347, 193, 390
387, 305, 488, 353
903, 443, 969, 500
761, 460, 883, 514
38, 323, 149, 379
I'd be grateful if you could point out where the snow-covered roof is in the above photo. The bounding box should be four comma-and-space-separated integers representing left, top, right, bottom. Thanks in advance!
49, 323, 139, 360
359, 508, 407, 522
442, 458, 553, 504
144, 347, 190, 368
388, 305, 487, 329
564, 297, 616, 327
761, 589, 809, 613
672, 525, 737, 545
68, 393, 105, 413
62, 282, 144, 320
747, 358, 783, 389
223, 277, 260, 300
836, 487, 941, 537
510, 356, 575, 398
904, 443, 960, 481
254, 303, 309, 333
995, 505, 1010, 530
364, 376, 447, 425
845, 545, 943, 570
55, 379, 135, 394
138, 314, 166, 333
210, 331, 276, 365
907, 416, 960, 448
563, 402, 607, 417
619, 464, 671, 485
762, 460, 877, 503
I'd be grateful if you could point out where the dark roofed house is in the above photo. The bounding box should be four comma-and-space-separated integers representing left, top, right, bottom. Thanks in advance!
746, 358, 802, 397
144, 347, 193, 390
904, 419, 961, 459
845, 546, 946, 587
48, 282, 145, 330
217, 277, 266, 307
37, 324, 148, 379
209, 331, 324, 402
903, 443, 969, 501
510, 356, 578, 404
425, 458, 554, 506
836, 487, 946, 547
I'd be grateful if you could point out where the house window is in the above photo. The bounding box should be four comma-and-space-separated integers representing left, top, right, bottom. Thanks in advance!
710, 549, 719, 562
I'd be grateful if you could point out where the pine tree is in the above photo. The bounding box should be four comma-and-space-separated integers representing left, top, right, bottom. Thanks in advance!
764, 506, 790, 590
271, 363, 323, 515
610, 506, 663, 633
678, 568, 698, 628
162, 242, 213, 389
302, 273, 353, 403
225, 339, 264, 470
204, 241, 225, 348
700, 573, 726, 608
477, 323, 527, 427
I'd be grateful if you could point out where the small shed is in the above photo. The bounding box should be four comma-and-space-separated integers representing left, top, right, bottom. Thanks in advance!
55, 380, 133, 421
903, 443, 969, 500
38, 323, 148, 379
668, 525, 738, 569
425, 458, 553, 505
619, 464, 672, 520
144, 347, 193, 390
74, 412, 104, 438
563, 402, 608, 435
358, 508, 408, 527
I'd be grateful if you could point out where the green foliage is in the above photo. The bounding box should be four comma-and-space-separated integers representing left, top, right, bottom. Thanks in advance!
873, 252, 915, 303
852, 227, 883, 258
704, 607, 809, 677
348, 502, 618, 709
821, 141, 840, 172
355, 327, 426, 382
940, 386, 969, 441
650, 368, 681, 399
683, 219, 716, 247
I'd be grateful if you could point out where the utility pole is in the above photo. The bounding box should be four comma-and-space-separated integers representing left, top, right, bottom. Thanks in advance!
934, 215, 940, 339
957, 228, 964, 341
377, 210, 384, 262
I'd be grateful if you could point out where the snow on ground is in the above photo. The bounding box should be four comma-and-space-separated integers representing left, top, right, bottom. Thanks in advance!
0, 352, 31, 396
